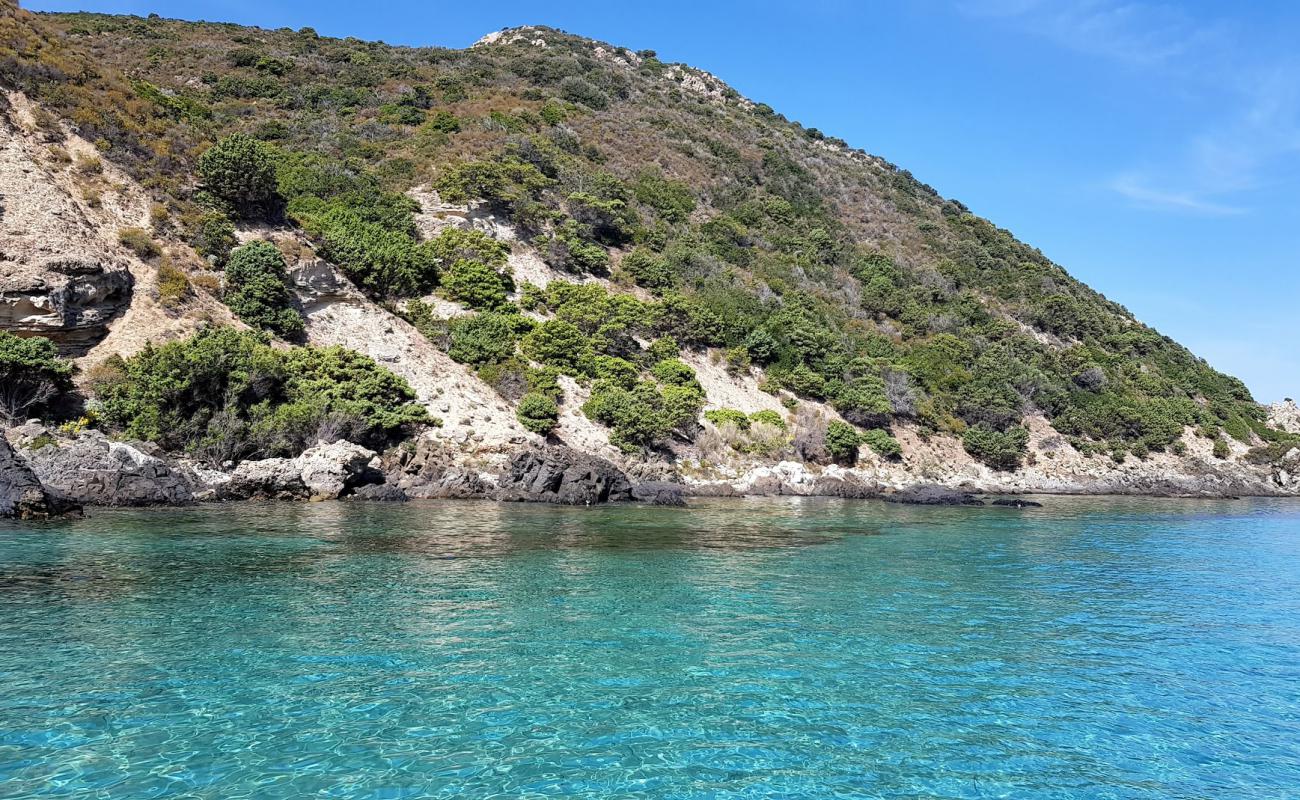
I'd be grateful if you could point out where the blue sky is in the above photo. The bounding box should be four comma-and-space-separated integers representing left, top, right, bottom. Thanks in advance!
25, 0, 1300, 402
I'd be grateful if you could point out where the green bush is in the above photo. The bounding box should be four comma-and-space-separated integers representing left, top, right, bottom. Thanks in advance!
861, 428, 902, 460
620, 248, 676, 291
633, 172, 695, 223
582, 378, 700, 452
521, 319, 593, 375
594, 356, 639, 389
291, 198, 438, 298
447, 312, 520, 366
651, 358, 699, 389
118, 227, 161, 259
93, 328, 427, 462
0, 332, 74, 424
188, 212, 237, 266
197, 133, 279, 218
432, 157, 551, 207
825, 420, 861, 464
441, 259, 513, 310
705, 408, 749, 430
962, 424, 1029, 471
749, 409, 786, 430
223, 241, 304, 339
517, 392, 559, 435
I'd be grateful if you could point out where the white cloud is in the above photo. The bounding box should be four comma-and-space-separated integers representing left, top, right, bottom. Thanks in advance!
1108, 174, 1244, 215
960, 0, 1300, 216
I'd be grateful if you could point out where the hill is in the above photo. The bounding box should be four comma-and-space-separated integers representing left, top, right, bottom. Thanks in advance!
1, 6, 1296, 504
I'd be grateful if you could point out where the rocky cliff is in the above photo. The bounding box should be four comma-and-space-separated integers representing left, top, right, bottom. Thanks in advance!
0, 9, 1295, 508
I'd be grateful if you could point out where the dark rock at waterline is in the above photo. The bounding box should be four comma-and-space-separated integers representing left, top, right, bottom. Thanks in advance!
991, 497, 1043, 508
884, 485, 985, 506
811, 474, 881, 499
632, 481, 687, 507
1, 438, 80, 519
498, 446, 633, 505
22, 432, 195, 507
349, 482, 409, 502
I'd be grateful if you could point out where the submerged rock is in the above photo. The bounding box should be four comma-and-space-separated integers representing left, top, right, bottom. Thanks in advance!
498, 446, 633, 505
990, 497, 1044, 508
884, 485, 985, 506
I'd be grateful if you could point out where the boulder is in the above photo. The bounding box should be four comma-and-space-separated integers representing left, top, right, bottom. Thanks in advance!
884, 484, 985, 506
497, 446, 633, 505
1, 438, 78, 519
632, 481, 687, 507
21, 432, 194, 506
229, 441, 378, 501
297, 440, 376, 499
230, 457, 305, 500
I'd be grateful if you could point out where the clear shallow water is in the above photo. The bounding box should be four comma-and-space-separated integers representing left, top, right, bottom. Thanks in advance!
2, 498, 1299, 799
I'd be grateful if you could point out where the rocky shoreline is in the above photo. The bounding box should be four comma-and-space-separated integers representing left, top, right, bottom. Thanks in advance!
5, 424, 1298, 521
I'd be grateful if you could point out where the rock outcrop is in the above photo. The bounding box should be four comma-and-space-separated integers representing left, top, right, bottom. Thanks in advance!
21, 432, 195, 506
0, 99, 134, 353
226, 441, 379, 500
1269, 400, 1300, 435
0, 438, 78, 518
497, 446, 633, 505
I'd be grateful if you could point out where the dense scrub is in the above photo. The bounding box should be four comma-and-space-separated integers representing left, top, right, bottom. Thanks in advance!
90, 328, 429, 464
4, 9, 1292, 466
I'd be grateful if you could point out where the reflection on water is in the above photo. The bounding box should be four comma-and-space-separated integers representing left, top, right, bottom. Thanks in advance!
1, 496, 1299, 798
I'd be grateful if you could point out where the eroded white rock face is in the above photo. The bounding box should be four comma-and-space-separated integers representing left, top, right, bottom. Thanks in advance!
1269, 400, 1300, 435
0, 103, 133, 351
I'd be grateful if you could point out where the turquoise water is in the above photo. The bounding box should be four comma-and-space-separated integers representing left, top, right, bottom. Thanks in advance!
2, 498, 1300, 798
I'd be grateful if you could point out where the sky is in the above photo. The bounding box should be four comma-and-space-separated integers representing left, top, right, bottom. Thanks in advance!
24, 0, 1300, 402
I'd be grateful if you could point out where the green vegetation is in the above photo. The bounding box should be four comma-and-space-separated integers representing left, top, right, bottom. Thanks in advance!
197, 134, 278, 218
825, 420, 861, 464
4, 8, 1285, 470
861, 428, 903, 460
516, 392, 559, 435
223, 241, 304, 339
92, 328, 428, 463
117, 227, 161, 259
0, 332, 74, 424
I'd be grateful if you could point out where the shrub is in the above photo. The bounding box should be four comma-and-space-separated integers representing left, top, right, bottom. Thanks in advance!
861, 428, 902, 460
583, 380, 693, 452
825, 420, 861, 464
187, 212, 237, 266
651, 358, 699, 389
0, 332, 74, 425
747, 410, 784, 430
1212, 437, 1230, 459
441, 259, 512, 310
94, 328, 427, 461
517, 392, 559, 435
118, 227, 161, 259
963, 424, 1029, 471
423, 110, 461, 134
594, 356, 639, 389
157, 259, 192, 309
292, 198, 438, 297
223, 241, 304, 339
705, 408, 750, 430
197, 133, 279, 218
633, 172, 695, 223
427, 227, 509, 268
447, 312, 520, 366
521, 320, 593, 375
620, 247, 676, 291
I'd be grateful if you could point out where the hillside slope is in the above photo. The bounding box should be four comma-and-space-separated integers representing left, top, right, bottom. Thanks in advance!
1, 7, 1296, 498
